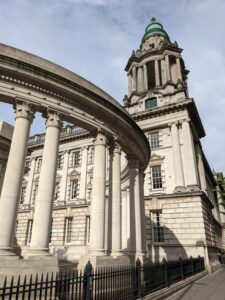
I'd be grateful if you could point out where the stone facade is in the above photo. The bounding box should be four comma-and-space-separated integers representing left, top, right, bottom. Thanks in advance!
0, 19, 223, 273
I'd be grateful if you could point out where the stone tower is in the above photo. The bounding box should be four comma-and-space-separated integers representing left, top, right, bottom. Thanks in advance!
124, 18, 222, 270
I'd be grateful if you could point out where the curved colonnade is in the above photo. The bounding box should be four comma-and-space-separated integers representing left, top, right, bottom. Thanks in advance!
0, 44, 150, 261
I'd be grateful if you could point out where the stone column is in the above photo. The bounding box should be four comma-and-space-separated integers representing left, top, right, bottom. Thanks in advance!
29, 111, 62, 255
165, 55, 171, 82
160, 59, 167, 85
128, 73, 132, 97
121, 190, 127, 251
155, 60, 160, 86
24, 156, 36, 205
181, 119, 199, 189
111, 142, 122, 256
128, 158, 145, 257
89, 131, 107, 256
132, 66, 137, 92
139, 168, 146, 253
169, 122, 185, 191
60, 150, 70, 202
0, 101, 34, 255
176, 56, 182, 82
137, 67, 144, 92
79, 146, 88, 200
126, 187, 130, 252
143, 64, 148, 90
196, 144, 207, 193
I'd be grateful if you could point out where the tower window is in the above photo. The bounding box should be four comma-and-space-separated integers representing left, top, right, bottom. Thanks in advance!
147, 61, 156, 89
145, 97, 157, 109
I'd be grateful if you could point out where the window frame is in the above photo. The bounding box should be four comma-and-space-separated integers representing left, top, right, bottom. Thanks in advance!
26, 219, 33, 245
71, 151, 81, 167
145, 97, 157, 109
149, 131, 160, 149
64, 217, 73, 244
151, 165, 163, 190
69, 179, 79, 200
152, 211, 164, 243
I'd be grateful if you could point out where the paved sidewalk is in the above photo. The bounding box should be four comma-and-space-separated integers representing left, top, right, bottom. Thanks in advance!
166, 266, 225, 300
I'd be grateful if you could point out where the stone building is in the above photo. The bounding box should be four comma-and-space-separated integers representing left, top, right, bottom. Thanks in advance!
0, 19, 223, 273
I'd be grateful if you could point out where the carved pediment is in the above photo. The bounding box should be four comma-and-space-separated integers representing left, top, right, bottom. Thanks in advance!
150, 153, 165, 161
68, 169, 80, 176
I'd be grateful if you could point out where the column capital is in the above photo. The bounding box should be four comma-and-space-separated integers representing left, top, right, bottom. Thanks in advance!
168, 121, 179, 128
44, 111, 63, 129
94, 131, 107, 146
14, 100, 35, 121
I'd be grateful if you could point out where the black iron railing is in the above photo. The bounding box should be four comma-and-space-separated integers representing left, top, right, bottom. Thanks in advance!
0, 256, 205, 299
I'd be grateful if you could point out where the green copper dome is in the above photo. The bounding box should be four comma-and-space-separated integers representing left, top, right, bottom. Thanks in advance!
143, 17, 169, 40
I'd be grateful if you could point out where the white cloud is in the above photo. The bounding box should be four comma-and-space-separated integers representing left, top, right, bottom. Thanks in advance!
0, 0, 224, 172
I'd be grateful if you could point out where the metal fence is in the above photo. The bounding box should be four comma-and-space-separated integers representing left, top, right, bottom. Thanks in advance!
0, 256, 204, 299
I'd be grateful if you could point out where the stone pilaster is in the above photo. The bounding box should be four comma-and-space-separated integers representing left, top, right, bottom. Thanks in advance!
128, 73, 132, 97
169, 122, 185, 191
111, 142, 122, 256
165, 55, 171, 82
29, 111, 62, 255
59, 150, 70, 202
137, 67, 144, 92
0, 100, 34, 255
176, 56, 182, 82
79, 146, 88, 200
24, 157, 36, 205
132, 66, 137, 92
181, 119, 199, 190
89, 131, 107, 256
143, 64, 148, 90
155, 60, 160, 86
121, 189, 127, 251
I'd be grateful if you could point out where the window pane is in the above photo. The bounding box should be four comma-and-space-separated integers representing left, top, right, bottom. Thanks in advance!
151, 165, 162, 189
145, 97, 157, 109
70, 179, 79, 199
150, 132, 160, 149
72, 151, 81, 166
152, 212, 164, 242
65, 218, 73, 243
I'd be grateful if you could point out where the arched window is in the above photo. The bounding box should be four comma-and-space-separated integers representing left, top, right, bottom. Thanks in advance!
145, 97, 157, 109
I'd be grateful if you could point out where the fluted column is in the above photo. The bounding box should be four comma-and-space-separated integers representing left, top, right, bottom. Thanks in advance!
132, 66, 137, 92
176, 56, 182, 82
181, 119, 199, 189
143, 64, 148, 90
165, 55, 171, 82
137, 67, 144, 92
169, 122, 185, 190
128, 73, 132, 97
155, 60, 160, 86
60, 150, 70, 202
0, 101, 34, 255
79, 146, 88, 200
29, 111, 62, 254
111, 142, 122, 256
89, 131, 107, 255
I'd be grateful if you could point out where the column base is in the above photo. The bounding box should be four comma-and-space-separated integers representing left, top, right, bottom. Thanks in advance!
111, 250, 123, 258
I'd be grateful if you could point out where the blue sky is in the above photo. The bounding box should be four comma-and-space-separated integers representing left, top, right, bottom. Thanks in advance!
0, 0, 225, 173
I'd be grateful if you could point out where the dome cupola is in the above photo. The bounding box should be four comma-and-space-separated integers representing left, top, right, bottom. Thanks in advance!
143, 18, 170, 41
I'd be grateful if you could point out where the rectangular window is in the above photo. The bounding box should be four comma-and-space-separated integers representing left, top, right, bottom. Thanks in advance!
145, 97, 157, 109
149, 131, 160, 149
20, 186, 26, 204
65, 218, 73, 243
26, 220, 33, 245
151, 165, 163, 189
32, 184, 38, 205
54, 182, 60, 201
35, 158, 42, 173
57, 154, 63, 169
71, 151, 81, 167
49, 218, 53, 244
152, 211, 164, 243
70, 179, 79, 199
85, 216, 91, 245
